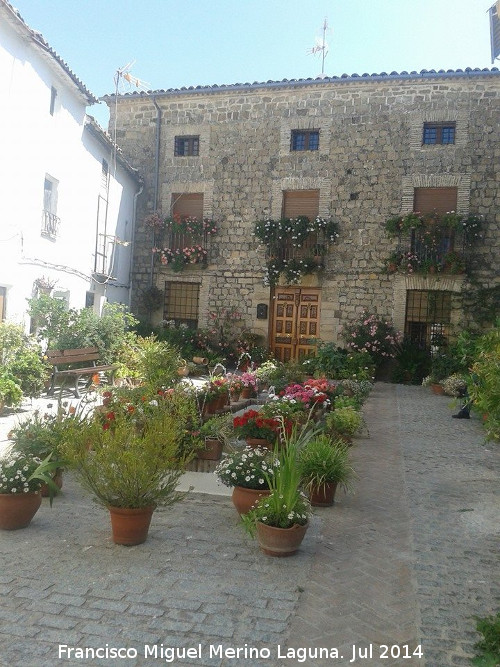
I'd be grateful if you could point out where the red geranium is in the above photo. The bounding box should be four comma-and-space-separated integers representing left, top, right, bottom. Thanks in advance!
233, 409, 280, 442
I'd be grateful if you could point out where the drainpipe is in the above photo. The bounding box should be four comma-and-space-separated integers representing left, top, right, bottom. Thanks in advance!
151, 96, 162, 288
128, 182, 144, 309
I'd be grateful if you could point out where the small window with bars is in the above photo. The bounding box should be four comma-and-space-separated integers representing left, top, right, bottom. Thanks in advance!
174, 136, 200, 156
164, 282, 199, 328
291, 130, 319, 151
422, 122, 456, 145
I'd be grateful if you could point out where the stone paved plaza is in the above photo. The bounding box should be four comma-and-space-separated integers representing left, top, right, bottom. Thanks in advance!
0, 384, 498, 667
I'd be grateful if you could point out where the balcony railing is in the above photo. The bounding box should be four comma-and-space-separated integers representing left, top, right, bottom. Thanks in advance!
41, 210, 60, 239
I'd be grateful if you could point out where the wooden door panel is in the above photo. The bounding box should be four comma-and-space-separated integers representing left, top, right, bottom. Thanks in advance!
270, 288, 320, 361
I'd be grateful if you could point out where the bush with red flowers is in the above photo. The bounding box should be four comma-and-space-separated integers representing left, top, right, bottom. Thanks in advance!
233, 409, 280, 443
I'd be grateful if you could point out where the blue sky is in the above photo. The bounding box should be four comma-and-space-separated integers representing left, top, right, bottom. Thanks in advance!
12, 0, 498, 128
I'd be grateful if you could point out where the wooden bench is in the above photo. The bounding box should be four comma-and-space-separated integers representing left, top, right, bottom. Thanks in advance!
46, 347, 117, 398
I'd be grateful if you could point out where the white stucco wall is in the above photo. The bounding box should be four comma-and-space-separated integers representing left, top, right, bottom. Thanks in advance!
0, 13, 140, 327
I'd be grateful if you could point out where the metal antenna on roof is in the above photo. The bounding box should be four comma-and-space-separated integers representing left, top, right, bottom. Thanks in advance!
110, 63, 150, 176
307, 17, 331, 75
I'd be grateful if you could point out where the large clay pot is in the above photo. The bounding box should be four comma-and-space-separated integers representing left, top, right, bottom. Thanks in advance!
256, 521, 309, 557
308, 481, 338, 507
231, 486, 271, 515
196, 438, 223, 461
431, 383, 445, 395
0, 491, 42, 530
107, 505, 155, 546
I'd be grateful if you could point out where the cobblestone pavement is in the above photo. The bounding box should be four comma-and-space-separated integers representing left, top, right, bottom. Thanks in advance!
0, 384, 497, 667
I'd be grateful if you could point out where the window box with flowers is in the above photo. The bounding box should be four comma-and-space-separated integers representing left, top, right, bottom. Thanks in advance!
383, 211, 482, 276
146, 212, 217, 273
254, 215, 339, 286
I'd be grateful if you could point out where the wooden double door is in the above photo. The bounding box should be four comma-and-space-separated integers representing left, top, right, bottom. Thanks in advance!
270, 287, 321, 362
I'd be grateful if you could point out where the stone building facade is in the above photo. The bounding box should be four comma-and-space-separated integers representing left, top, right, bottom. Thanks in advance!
105, 69, 499, 359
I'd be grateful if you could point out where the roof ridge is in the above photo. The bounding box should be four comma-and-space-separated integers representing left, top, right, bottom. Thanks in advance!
101, 67, 500, 99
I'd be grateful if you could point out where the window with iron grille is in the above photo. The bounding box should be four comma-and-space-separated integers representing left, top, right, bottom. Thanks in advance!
163, 282, 199, 328
280, 190, 321, 260
422, 122, 456, 145
42, 176, 60, 239
410, 187, 460, 265
291, 130, 319, 151
174, 136, 200, 156
405, 290, 452, 349
169, 193, 205, 251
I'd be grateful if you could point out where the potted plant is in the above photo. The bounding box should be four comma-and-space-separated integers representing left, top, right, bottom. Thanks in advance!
299, 435, 355, 506
240, 428, 312, 557
226, 374, 244, 402
61, 390, 195, 545
239, 372, 257, 399
196, 413, 233, 461
232, 409, 280, 448
214, 445, 280, 514
0, 451, 60, 529
254, 360, 278, 390
8, 407, 71, 497
325, 406, 363, 444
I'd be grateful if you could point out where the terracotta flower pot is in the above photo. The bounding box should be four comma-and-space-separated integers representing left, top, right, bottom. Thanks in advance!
107, 505, 155, 546
41, 469, 63, 498
308, 481, 338, 507
240, 387, 252, 399
231, 486, 271, 515
0, 491, 42, 530
430, 383, 445, 395
196, 438, 223, 461
256, 521, 309, 557
245, 437, 272, 449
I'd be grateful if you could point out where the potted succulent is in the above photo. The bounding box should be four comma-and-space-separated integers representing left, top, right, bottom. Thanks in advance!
61, 389, 195, 545
299, 435, 355, 506
232, 409, 280, 448
0, 451, 61, 529
241, 428, 312, 557
325, 406, 363, 444
214, 445, 280, 514
196, 413, 233, 461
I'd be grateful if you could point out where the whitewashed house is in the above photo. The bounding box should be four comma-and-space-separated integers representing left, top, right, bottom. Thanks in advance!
0, 0, 141, 326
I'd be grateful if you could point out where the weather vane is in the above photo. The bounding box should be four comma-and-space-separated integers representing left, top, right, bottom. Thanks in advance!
307, 17, 331, 75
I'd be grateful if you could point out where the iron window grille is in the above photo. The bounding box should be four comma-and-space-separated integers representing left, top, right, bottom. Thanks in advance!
174, 136, 200, 156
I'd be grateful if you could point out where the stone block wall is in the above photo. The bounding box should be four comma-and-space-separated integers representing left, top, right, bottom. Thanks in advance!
107, 71, 499, 344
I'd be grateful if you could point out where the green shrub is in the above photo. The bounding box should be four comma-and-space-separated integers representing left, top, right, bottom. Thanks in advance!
0, 373, 23, 408
472, 611, 500, 666
0, 322, 49, 399
469, 324, 500, 441
325, 407, 363, 438
392, 337, 432, 384
28, 297, 138, 364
